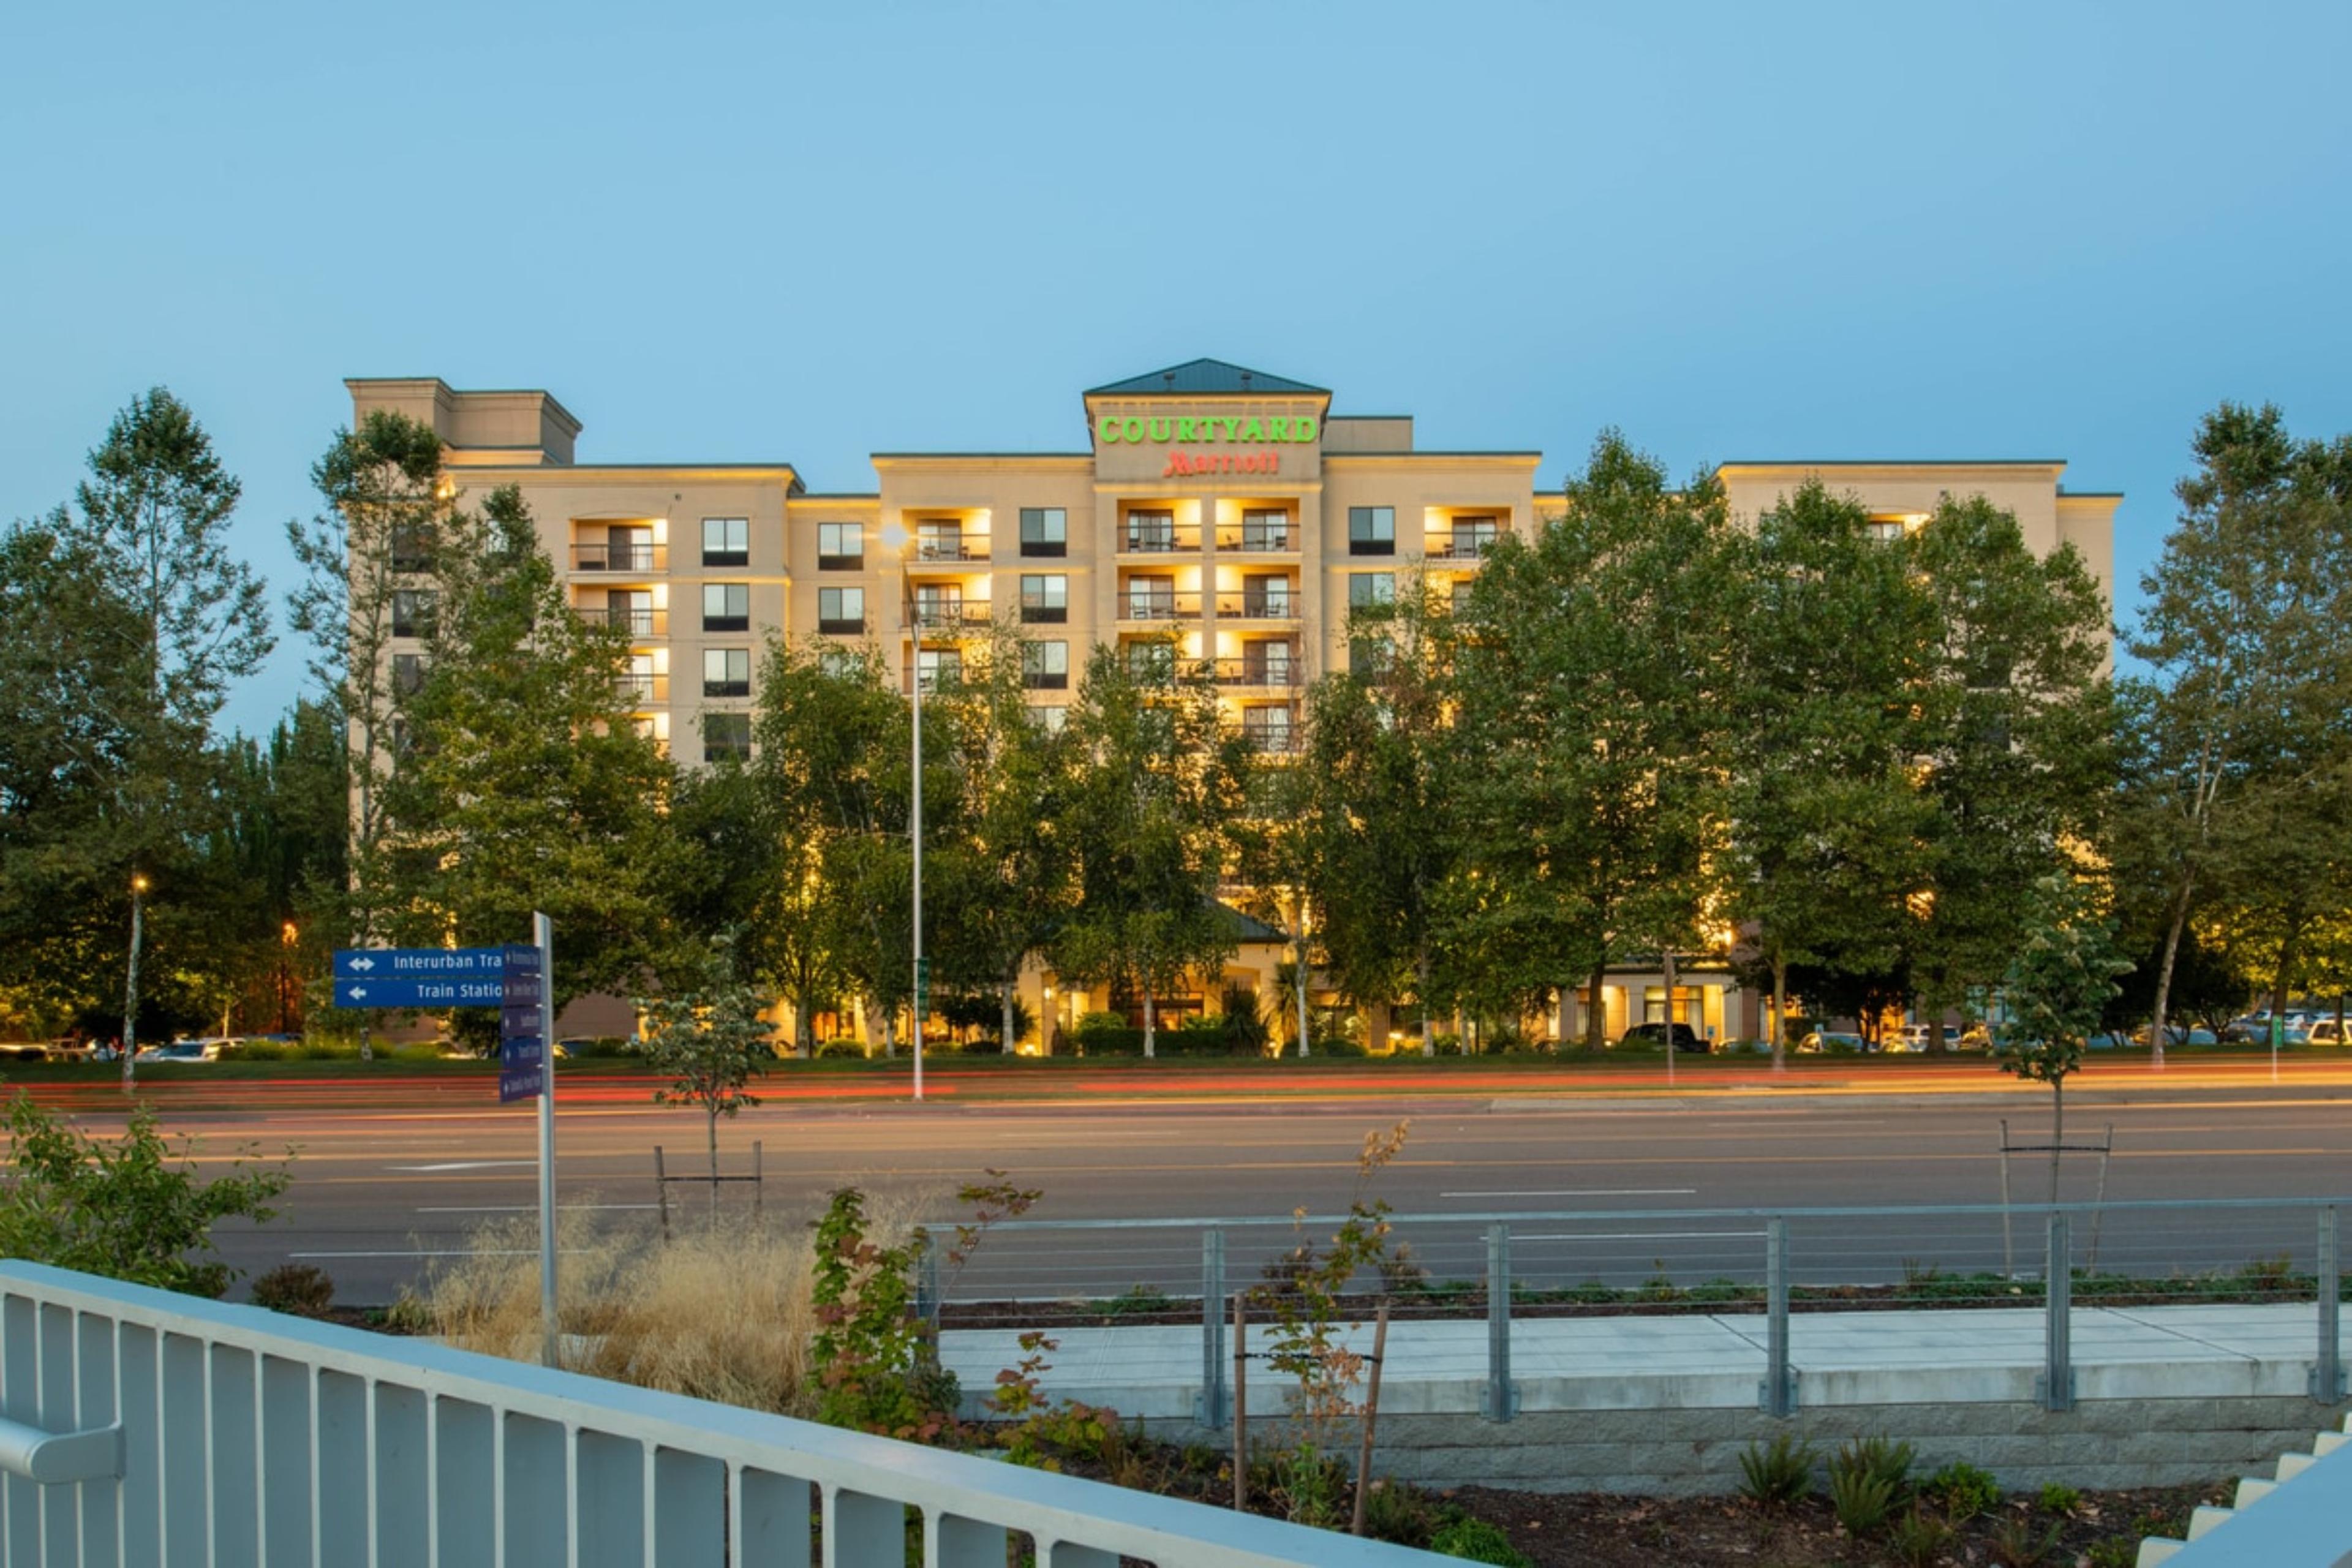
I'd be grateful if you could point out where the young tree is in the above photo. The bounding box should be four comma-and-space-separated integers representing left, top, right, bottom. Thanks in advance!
2120, 404, 2352, 1047
638, 979, 775, 1203
1448, 432, 1743, 1049
1727, 481, 1939, 1058
375, 488, 677, 1009
1997, 875, 2130, 1204
1051, 641, 1253, 1057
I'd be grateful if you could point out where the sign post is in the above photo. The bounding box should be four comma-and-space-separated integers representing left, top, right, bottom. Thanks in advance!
532, 912, 556, 1367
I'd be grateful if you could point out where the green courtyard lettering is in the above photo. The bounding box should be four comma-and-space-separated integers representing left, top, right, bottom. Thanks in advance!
1097, 413, 1319, 444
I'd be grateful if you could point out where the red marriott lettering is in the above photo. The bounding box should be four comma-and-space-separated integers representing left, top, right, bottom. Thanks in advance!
1163, 451, 1280, 478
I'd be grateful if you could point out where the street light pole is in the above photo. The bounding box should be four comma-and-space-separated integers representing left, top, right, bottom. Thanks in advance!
881, 522, 925, 1102
123, 873, 148, 1090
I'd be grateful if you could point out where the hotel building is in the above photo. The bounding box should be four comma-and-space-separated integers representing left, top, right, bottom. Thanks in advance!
347, 361, 2118, 1049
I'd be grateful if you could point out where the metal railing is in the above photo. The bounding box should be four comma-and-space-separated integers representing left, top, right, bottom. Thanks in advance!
1213, 658, 1299, 689
570, 542, 667, 573
1120, 528, 1199, 554
594, 606, 667, 637
1215, 593, 1299, 620
930, 1197, 2346, 1425
0, 1261, 1441, 1567
913, 538, 990, 564
1118, 594, 1200, 622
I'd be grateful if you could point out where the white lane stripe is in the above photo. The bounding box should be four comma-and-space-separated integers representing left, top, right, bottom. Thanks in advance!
1517, 1229, 1767, 1242
290, 1249, 603, 1259
416, 1213, 663, 1222
1441, 1188, 1698, 1198
386, 1161, 537, 1172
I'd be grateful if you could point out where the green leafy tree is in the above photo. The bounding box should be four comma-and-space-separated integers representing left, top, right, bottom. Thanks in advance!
1448, 432, 1743, 1049
1905, 495, 2115, 1039
0, 1096, 291, 1298
1727, 481, 1938, 1057
1997, 875, 2130, 1203
2118, 404, 2352, 1050
638, 977, 774, 1197
1050, 641, 1253, 1057
376, 487, 677, 1009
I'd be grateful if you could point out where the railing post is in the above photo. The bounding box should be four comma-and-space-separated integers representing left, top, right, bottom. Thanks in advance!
1482, 1222, 1516, 1422
1760, 1216, 1795, 1417
2040, 1212, 2074, 1412
1196, 1228, 1227, 1428
2315, 1205, 2345, 1404
916, 1235, 941, 1361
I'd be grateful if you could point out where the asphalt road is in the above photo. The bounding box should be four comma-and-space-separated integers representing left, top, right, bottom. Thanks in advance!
38, 1063, 2350, 1306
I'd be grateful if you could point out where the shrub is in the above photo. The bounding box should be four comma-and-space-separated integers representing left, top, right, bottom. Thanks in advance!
0, 1095, 292, 1298
1736, 1433, 1815, 1507
1828, 1466, 1896, 1536
1218, 984, 1269, 1056
1360, 1477, 1437, 1547
1989, 1510, 2064, 1566
813, 1039, 866, 1060
1428, 1513, 1531, 1566
1923, 1458, 2001, 1518
249, 1263, 335, 1317
2036, 1481, 2081, 1515
810, 1188, 956, 1439
1887, 1503, 1956, 1566
1832, 1434, 1916, 1499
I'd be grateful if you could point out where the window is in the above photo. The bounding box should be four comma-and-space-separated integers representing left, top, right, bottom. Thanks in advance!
916, 646, 962, 691
1125, 576, 1175, 619
912, 585, 963, 628
622, 652, 659, 704
1450, 578, 1476, 616
604, 525, 655, 573
818, 646, 863, 679
1867, 514, 1919, 543
817, 522, 863, 570
1026, 704, 1068, 733
1241, 510, 1291, 551
1020, 507, 1067, 558
1125, 510, 1176, 551
916, 519, 967, 561
1019, 573, 1068, 624
1349, 635, 1393, 677
817, 586, 864, 634
702, 518, 749, 568
392, 652, 425, 696
1022, 639, 1069, 690
1349, 573, 1395, 609
1243, 575, 1294, 617
703, 648, 750, 698
390, 523, 433, 574
1242, 709, 1295, 751
1244, 642, 1295, 684
1126, 639, 1175, 680
703, 712, 752, 764
391, 589, 434, 638
703, 583, 750, 632
1449, 516, 1498, 558
1348, 506, 1395, 556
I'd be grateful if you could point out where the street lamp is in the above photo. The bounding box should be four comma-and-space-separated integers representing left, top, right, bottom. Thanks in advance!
123, 873, 149, 1090
878, 521, 926, 1102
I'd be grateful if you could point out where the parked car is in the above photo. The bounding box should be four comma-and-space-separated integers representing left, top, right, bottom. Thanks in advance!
2309, 1019, 2350, 1047
2231, 1011, 2315, 1044
2130, 1023, 2218, 1047
1795, 1030, 1868, 1054
0, 1041, 51, 1061
1616, 1022, 1708, 1053
135, 1038, 228, 1063
1886, 1024, 1931, 1053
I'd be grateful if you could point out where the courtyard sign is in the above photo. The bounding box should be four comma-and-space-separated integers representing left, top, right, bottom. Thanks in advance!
1096, 415, 1318, 445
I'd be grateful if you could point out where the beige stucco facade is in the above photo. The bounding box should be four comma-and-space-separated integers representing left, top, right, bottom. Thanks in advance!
347, 361, 2117, 1052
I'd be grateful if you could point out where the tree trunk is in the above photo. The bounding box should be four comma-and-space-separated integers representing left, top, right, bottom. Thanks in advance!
1000, 978, 1019, 1055
794, 1003, 812, 1061
1143, 989, 1158, 1059
1294, 942, 1311, 1060
2270, 906, 2307, 1023
1584, 962, 1608, 1052
708, 1105, 722, 1215
2148, 878, 2194, 1067
1417, 950, 1434, 1057
1771, 954, 1787, 1070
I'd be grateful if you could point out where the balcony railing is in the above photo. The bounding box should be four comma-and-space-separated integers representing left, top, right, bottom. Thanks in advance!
571, 542, 668, 573
1215, 592, 1300, 620
913, 538, 990, 564
619, 674, 669, 704
1117, 592, 1200, 622
1119, 526, 1200, 554
1424, 535, 1498, 560
597, 606, 668, 636
1218, 530, 1297, 554
908, 604, 993, 631
1240, 726, 1303, 753
1215, 658, 1300, 688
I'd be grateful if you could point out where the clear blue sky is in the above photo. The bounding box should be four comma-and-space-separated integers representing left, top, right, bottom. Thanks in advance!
5, 1, 2347, 737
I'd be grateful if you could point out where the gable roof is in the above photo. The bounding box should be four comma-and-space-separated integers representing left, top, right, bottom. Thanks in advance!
1086, 358, 1328, 398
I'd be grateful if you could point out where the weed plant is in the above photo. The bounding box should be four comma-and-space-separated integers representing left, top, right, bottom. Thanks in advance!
1887, 1503, 1956, 1566
1922, 1458, 2002, 1518
1735, 1433, 1815, 1507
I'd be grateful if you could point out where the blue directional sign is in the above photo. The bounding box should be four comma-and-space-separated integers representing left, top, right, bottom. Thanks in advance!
334, 946, 510, 982
499, 1035, 545, 1102
334, 976, 507, 1009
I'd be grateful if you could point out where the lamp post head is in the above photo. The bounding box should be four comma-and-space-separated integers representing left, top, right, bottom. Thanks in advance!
130, 874, 149, 895
879, 522, 911, 554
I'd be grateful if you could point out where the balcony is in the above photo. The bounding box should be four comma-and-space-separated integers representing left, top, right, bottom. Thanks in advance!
1240, 724, 1303, 754
571, 542, 668, 573
1424, 535, 1498, 560
1215, 591, 1300, 621
1117, 592, 1200, 623
911, 537, 990, 565
1218, 529, 1298, 555
907, 603, 994, 633
597, 606, 668, 637
1118, 525, 1200, 556
618, 673, 669, 705
1215, 657, 1300, 690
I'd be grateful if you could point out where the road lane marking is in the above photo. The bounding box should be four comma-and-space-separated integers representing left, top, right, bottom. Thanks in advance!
1441, 1188, 1697, 1199
416, 1213, 663, 1222
1517, 1229, 1768, 1242
386, 1161, 537, 1172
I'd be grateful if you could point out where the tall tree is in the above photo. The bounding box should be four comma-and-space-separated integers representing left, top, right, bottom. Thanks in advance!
374, 488, 676, 1010
2119, 404, 2352, 1046
1727, 481, 1938, 1058
1904, 495, 2114, 1036
1050, 641, 1253, 1057
1448, 432, 1743, 1049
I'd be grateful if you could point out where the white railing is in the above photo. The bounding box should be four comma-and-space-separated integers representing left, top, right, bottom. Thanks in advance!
0, 1261, 1442, 1567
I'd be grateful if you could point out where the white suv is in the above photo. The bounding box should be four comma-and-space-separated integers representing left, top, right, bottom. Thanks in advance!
2309, 1018, 2348, 1047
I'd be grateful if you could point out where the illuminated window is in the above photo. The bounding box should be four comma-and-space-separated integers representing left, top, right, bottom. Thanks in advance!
1348, 506, 1395, 556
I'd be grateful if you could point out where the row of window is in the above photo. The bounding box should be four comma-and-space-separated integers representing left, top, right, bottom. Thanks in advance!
578, 508, 1498, 577
695, 693, 1297, 764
